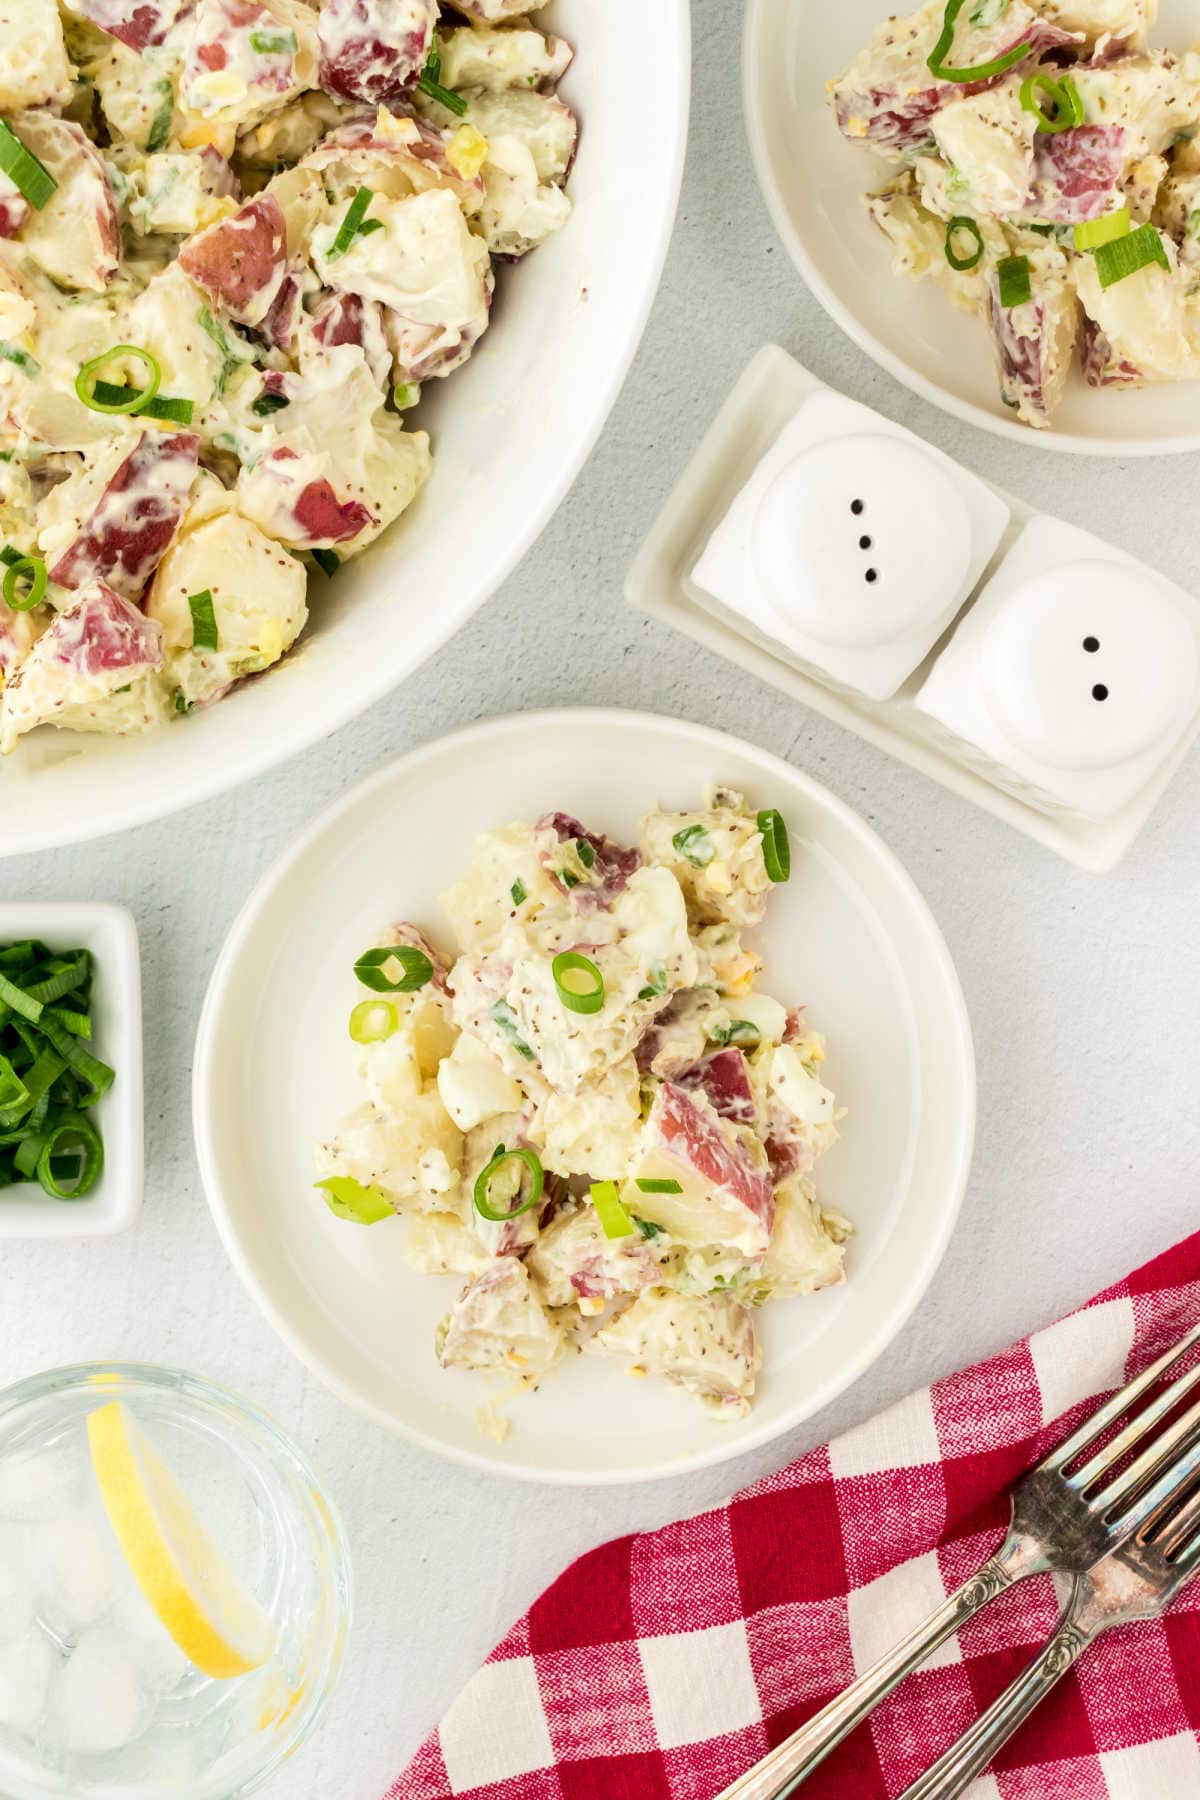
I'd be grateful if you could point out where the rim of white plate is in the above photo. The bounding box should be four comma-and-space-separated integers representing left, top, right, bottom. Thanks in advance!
194, 708, 977, 1485
742, 0, 1200, 457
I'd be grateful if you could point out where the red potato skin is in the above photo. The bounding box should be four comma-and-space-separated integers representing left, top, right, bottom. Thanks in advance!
0, 194, 29, 238
318, 0, 435, 103
49, 432, 200, 601
675, 1050, 758, 1127
179, 194, 287, 324
651, 1082, 775, 1237
72, 0, 196, 50
185, 0, 298, 97
1028, 124, 1127, 223
4, 581, 164, 705
535, 812, 641, 908
251, 446, 375, 545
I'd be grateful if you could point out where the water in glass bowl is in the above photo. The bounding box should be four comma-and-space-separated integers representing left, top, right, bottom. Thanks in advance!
0, 1366, 350, 1800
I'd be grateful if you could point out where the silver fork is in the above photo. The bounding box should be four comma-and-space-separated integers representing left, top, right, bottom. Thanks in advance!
901, 1458, 1200, 1798
717, 1321, 1200, 1800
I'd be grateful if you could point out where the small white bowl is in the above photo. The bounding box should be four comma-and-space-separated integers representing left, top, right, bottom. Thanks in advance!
744, 0, 1200, 454
0, 903, 143, 1237
194, 709, 975, 1485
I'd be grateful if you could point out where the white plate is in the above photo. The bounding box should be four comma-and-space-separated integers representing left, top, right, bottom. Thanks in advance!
0, 0, 690, 856
744, 0, 1200, 454
194, 709, 974, 1485
0, 903, 142, 1237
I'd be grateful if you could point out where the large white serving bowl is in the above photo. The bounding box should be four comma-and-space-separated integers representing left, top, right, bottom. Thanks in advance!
0, 2, 689, 857
194, 708, 975, 1485
745, 0, 1200, 453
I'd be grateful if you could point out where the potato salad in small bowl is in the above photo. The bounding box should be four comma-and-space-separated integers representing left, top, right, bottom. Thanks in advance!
315, 792, 850, 1426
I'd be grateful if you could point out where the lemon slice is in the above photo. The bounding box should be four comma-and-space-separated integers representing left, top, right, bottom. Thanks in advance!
87, 1400, 274, 1680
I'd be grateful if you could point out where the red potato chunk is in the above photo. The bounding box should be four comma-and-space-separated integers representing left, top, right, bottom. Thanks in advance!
178, 194, 287, 326
635, 1081, 774, 1254
0, 183, 29, 239
1081, 316, 1143, 387
10, 114, 119, 292
318, 0, 437, 102
48, 432, 200, 601
0, 580, 164, 754
1026, 124, 1127, 223
675, 1050, 758, 1128
534, 811, 641, 909
308, 289, 392, 387
236, 445, 375, 547
261, 265, 305, 349
985, 266, 1079, 427
181, 0, 305, 118
71, 0, 196, 50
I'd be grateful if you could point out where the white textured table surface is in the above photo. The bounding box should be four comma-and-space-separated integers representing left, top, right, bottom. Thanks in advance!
5, 5, 1200, 1794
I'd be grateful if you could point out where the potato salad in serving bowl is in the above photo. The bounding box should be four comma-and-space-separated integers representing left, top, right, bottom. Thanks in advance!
0, 0, 576, 753
315, 792, 852, 1428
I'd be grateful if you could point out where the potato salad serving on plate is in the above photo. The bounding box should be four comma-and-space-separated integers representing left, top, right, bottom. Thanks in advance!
830, 0, 1200, 426
315, 791, 852, 1429
0, 0, 575, 754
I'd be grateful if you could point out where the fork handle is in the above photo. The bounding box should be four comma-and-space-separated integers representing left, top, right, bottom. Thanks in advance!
715, 1545, 1029, 1800
896, 1605, 1099, 1800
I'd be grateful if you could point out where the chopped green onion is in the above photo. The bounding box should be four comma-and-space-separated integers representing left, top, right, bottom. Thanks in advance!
576, 839, 596, 869
145, 80, 174, 154
1094, 221, 1169, 288
356, 218, 384, 239
187, 589, 218, 652
38, 1019, 115, 1106
474, 1146, 543, 1222
672, 823, 715, 868
311, 548, 339, 577
969, 0, 1009, 21
0, 545, 21, 566
757, 808, 791, 882
417, 48, 469, 117
249, 27, 297, 53
88, 379, 194, 424
997, 254, 1031, 307
489, 1000, 534, 1060
174, 691, 190, 715
2, 555, 46, 613
348, 1000, 398, 1044
510, 879, 527, 906
637, 962, 669, 1001
0, 120, 56, 210
945, 215, 984, 272
590, 1179, 635, 1240
635, 1178, 683, 1194
354, 944, 433, 993
1019, 71, 1084, 134
76, 346, 162, 415
392, 382, 420, 410
0, 342, 38, 377
927, 0, 1030, 82
251, 391, 290, 416
315, 1176, 393, 1225
0, 970, 42, 1023
1073, 207, 1131, 252
552, 951, 605, 1016
327, 186, 377, 259
635, 1217, 664, 1239
0, 1055, 29, 1113
35, 1114, 103, 1199
44, 1006, 91, 1039
559, 869, 579, 889
711, 1019, 761, 1048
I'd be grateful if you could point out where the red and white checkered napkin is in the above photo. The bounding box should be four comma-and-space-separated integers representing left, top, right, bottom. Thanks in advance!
386, 1234, 1200, 1800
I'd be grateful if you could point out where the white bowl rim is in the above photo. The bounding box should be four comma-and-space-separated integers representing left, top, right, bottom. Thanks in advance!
1, 7, 692, 857
742, 0, 1200, 458
193, 706, 977, 1485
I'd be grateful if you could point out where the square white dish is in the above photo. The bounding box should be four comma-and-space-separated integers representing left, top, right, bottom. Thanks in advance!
0, 903, 143, 1237
625, 344, 1200, 872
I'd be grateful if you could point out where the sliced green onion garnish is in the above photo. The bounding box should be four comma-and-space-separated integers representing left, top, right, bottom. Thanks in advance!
1074, 206, 1131, 251
927, 0, 1030, 81
35, 1114, 103, 1199
417, 49, 468, 117
311, 548, 339, 577
0, 342, 38, 377
327, 187, 376, 259
672, 823, 715, 868
637, 962, 669, 1001
0, 545, 21, 567
590, 1179, 635, 1240
315, 1176, 393, 1224
997, 254, 1031, 307
354, 944, 433, 992
252, 391, 290, 416
635, 1178, 683, 1194
945, 215, 984, 272
757, 808, 791, 882
76, 346, 162, 415
89, 379, 194, 424
552, 951, 605, 1016
0, 120, 56, 210
1094, 221, 1169, 288
474, 1145, 543, 1222
392, 382, 420, 410
511, 879, 527, 906
249, 27, 297, 53
145, 80, 174, 154
187, 589, 218, 652
489, 1000, 534, 1060
2, 555, 46, 613
348, 1000, 398, 1044
1019, 71, 1084, 134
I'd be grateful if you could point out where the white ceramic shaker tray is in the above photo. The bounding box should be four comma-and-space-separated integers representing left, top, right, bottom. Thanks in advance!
625, 345, 1200, 872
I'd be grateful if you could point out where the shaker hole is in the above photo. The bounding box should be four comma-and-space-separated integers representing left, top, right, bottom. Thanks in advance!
1083, 636, 1100, 652
864, 568, 878, 584
1092, 684, 1108, 701
858, 535, 872, 550
850, 498, 864, 515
